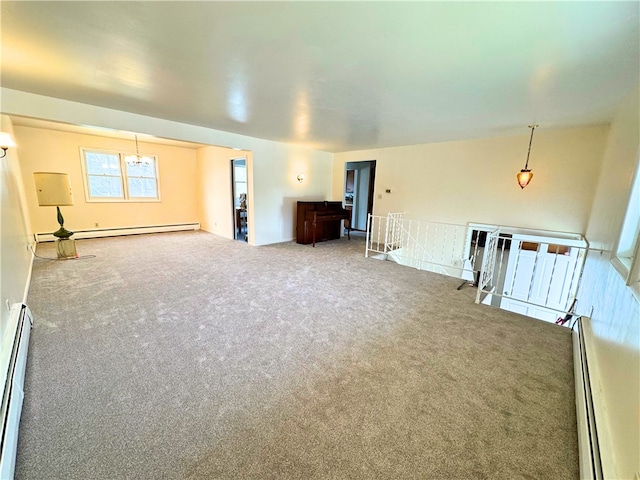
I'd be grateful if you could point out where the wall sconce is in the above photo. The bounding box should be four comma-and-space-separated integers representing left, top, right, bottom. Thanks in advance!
296, 174, 305, 183
517, 125, 538, 189
0, 132, 16, 158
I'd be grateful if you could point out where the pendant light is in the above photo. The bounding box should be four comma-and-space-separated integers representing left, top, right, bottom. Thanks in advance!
517, 125, 538, 189
125, 134, 153, 166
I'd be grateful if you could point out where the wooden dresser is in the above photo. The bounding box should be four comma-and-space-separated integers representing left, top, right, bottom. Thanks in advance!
296, 201, 350, 246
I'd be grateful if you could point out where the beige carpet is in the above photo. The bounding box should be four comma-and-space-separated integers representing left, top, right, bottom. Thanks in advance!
17, 231, 578, 479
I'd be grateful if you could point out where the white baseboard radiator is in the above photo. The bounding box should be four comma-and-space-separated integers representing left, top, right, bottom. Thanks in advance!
35, 222, 201, 243
0, 304, 33, 479
573, 317, 612, 480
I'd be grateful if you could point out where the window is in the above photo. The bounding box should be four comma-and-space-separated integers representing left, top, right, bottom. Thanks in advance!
612, 156, 640, 288
81, 148, 159, 202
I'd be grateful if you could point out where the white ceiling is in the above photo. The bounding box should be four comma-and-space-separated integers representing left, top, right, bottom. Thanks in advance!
1, 1, 638, 152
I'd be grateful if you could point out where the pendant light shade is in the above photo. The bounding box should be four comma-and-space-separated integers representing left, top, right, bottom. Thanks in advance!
517, 125, 538, 189
517, 169, 533, 189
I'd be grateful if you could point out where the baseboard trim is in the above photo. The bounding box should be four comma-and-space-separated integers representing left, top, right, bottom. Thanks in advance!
35, 222, 200, 243
0, 304, 32, 480
573, 317, 617, 479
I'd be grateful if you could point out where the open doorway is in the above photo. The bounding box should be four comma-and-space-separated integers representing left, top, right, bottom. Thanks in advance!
231, 158, 247, 242
344, 160, 376, 232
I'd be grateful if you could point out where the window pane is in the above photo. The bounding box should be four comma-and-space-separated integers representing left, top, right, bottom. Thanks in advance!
85, 152, 121, 175
128, 177, 158, 198
234, 165, 247, 182
616, 164, 640, 259
235, 181, 247, 195
88, 175, 123, 198
126, 160, 156, 177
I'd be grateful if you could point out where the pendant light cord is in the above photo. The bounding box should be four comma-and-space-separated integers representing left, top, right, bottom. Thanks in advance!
524, 125, 537, 170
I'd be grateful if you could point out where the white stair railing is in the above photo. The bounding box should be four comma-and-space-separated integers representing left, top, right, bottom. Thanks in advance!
366, 213, 477, 279
475, 228, 500, 304
475, 230, 588, 321
366, 215, 588, 324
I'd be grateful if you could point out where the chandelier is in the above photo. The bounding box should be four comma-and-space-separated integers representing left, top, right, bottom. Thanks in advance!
125, 134, 153, 166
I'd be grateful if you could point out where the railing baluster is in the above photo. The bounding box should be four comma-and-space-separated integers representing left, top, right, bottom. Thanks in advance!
566, 248, 584, 310
506, 240, 522, 299
526, 243, 542, 303
544, 244, 561, 307
450, 226, 459, 276
496, 235, 507, 290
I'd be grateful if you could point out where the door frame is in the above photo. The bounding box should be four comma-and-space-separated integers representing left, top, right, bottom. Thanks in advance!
343, 160, 376, 231
231, 157, 247, 241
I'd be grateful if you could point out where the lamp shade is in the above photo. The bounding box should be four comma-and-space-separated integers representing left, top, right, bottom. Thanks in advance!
0, 132, 15, 148
516, 170, 533, 189
34, 172, 74, 206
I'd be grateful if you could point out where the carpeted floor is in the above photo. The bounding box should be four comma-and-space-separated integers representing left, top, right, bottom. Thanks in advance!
17, 231, 578, 479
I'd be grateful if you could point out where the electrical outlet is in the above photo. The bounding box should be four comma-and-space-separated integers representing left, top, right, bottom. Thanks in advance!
94, 222, 99, 228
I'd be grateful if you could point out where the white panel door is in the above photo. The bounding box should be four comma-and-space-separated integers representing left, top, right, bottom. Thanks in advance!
500, 239, 577, 323
501, 241, 537, 317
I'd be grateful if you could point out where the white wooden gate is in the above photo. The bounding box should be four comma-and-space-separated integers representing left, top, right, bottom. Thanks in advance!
501, 237, 583, 322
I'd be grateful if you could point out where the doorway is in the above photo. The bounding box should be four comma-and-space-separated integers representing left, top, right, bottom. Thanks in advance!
231, 158, 247, 242
344, 160, 376, 232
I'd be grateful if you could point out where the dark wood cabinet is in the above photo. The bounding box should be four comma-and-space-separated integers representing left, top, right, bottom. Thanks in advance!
296, 201, 350, 246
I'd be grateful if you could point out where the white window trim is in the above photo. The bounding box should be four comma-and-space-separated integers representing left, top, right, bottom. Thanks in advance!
80, 147, 161, 203
611, 156, 640, 296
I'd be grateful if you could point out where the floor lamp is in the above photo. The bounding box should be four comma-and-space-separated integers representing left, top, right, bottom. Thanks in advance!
33, 172, 77, 258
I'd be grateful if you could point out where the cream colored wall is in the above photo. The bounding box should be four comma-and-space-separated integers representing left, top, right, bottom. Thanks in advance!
13, 126, 199, 234
2, 89, 334, 245
195, 139, 335, 244
252, 142, 333, 243
0, 115, 33, 370
196, 141, 334, 244
578, 83, 639, 480
196, 145, 239, 239
333, 126, 608, 234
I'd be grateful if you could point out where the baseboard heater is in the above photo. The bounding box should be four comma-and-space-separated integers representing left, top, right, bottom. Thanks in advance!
0, 304, 33, 479
35, 222, 200, 243
573, 317, 608, 480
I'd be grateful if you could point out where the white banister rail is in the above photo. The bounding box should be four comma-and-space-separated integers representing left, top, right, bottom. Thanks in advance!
366, 214, 588, 323
474, 229, 588, 320
366, 213, 477, 279
476, 228, 500, 304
